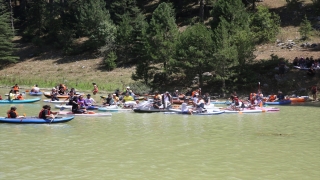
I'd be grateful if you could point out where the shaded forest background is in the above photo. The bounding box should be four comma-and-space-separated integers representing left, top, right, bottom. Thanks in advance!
0, 0, 320, 96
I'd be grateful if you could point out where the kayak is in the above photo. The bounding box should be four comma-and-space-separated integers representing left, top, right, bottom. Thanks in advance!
264, 100, 291, 105
223, 109, 264, 113
0, 116, 74, 123
98, 105, 133, 112
0, 98, 41, 104
167, 109, 224, 115
289, 96, 308, 102
55, 105, 99, 110
133, 108, 170, 113
29, 91, 43, 96
43, 92, 69, 99
211, 100, 231, 105
58, 111, 112, 116
43, 99, 69, 104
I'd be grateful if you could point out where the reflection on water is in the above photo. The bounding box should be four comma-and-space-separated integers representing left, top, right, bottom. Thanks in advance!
0, 89, 320, 179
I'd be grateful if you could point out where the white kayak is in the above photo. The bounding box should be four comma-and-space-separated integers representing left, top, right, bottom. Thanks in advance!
43, 99, 69, 104
98, 105, 133, 112
58, 111, 112, 116
223, 109, 264, 113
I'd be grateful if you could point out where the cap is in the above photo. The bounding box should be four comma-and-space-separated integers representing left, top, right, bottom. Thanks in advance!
87, 94, 91, 96
165, 91, 169, 93
113, 94, 116, 96
126, 86, 130, 89
52, 87, 56, 90
176, 90, 178, 92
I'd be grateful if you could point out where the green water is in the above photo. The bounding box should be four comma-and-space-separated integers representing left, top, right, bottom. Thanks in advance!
0, 90, 320, 179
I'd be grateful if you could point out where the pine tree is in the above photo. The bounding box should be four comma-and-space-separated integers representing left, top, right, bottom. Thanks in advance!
299, 15, 313, 40
0, 0, 18, 64
176, 23, 215, 87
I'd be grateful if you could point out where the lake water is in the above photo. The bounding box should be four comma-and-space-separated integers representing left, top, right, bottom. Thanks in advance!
0, 89, 320, 179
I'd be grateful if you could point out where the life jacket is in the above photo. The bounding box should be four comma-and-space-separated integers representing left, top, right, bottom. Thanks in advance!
234, 96, 239, 106
13, 85, 19, 91
269, 95, 276, 102
17, 95, 24, 100
7, 110, 17, 118
38, 109, 50, 118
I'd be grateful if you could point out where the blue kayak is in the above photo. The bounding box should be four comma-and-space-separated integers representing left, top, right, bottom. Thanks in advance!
29, 91, 43, 96
264, 100, 291, 105
0, 98, 41, 104
0, 116, 74, 123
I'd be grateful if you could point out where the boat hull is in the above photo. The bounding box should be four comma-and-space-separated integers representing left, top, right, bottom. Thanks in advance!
0, 116, 74, 123
0, 98, 41, 104
264, 100, 291, 105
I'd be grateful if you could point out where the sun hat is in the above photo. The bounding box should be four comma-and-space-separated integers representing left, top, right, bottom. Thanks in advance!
127, 86, 130, 89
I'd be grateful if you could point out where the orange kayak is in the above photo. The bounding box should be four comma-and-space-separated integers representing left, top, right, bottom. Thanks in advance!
289, 97, 308, 102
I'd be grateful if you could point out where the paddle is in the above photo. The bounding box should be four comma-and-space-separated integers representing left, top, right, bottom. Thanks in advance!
49, 115, 55, 124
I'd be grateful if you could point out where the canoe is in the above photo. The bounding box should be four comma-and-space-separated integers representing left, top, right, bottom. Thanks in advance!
0, 116, 74, 124
29, 91, 43, 96
289, 96, 308, 102
43, 92, 69, 99
223, 109, 264, 113
167, 109, 224, 115
58, 111, 112, 116
43, 99, 69, 104
0, 98, 41, 104
264, 100, 291, 105
133, 108, 170, 113
98, 106, 133, 112
55, 105, 100, 110
211, 100, 232, 105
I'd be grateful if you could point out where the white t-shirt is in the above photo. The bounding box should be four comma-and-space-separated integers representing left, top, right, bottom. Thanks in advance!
181, 103, 188, 112
33, 87, 40, 92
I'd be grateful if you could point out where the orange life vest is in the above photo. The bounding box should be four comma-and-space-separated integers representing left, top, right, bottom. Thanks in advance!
13, 85, 19, 91
269, 95, 276, 102
17, 95, 24, 100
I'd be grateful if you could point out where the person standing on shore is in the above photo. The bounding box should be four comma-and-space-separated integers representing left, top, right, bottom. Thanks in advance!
92, 83, 98, 95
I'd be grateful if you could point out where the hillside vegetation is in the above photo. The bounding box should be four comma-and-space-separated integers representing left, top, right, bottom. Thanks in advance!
0, 0, 319, 97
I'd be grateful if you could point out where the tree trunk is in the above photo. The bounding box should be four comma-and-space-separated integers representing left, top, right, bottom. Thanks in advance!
199, 0, 204, 22
9, 0, 14, 34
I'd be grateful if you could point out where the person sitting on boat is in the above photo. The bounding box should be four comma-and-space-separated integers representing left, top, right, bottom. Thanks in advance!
92, 83, 98, 95
162, 91, 172, 109
185, 88, 192, 98
31, 84, 40, 93
203, 92, 211, 105
16, 93, 24, 100
39, 105, 58, 119
255, 92, 263, 106
13, 84, 20, 94
51, 88, 59, 101
114, 89, 120, 97
8, 88, 15, 101
123, 92, 134, 103
172, 90, 179, 98
7, 106, 19, 118
277, 91, 285, 101
192, 88, 201, 98
181, 99, 193, 115
84, 94, 96, 107
268, 94, 277, 102
0, 95, 2, 100
68, 92, 86, 114
103, 94, 114, 106
153, 91, 162, 109
195, 95, 206, 112
112, 94, 119, 104
58, 84, 67, 95
77, 95, 86, 109
192, 93, 199, 108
